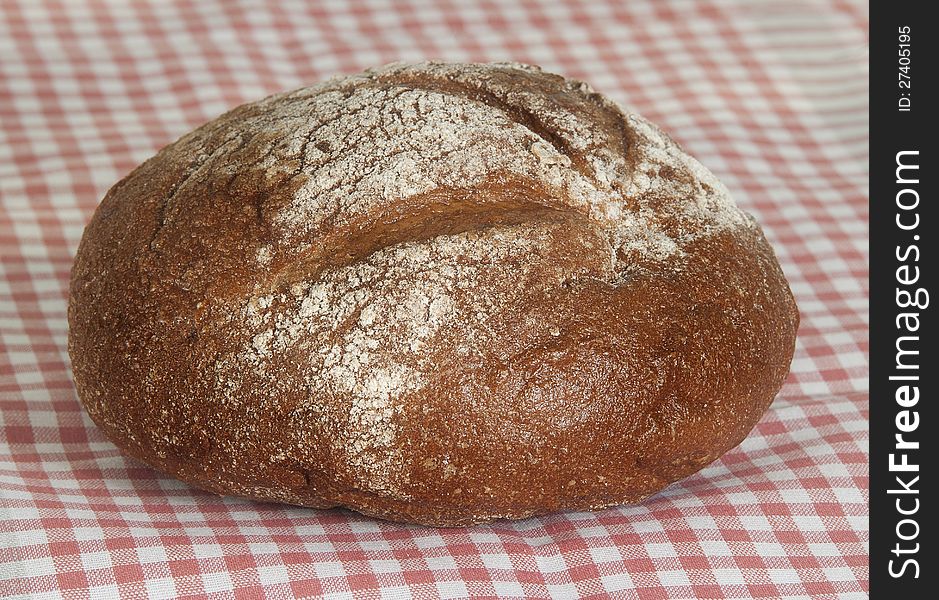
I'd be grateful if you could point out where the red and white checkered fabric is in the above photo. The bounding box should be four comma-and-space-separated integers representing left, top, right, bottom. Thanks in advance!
0, 0, 868, 597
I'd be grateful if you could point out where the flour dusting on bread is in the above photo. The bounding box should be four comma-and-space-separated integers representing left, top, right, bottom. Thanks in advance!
219, 62, 751, 495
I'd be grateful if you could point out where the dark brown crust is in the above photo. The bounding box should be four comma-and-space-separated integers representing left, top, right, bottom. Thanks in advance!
68, 62, 799, 526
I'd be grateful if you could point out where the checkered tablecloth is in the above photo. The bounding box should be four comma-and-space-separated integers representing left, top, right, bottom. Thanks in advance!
0, 0, 869, 598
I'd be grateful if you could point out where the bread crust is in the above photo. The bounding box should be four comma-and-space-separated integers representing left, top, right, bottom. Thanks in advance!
68, 62, 798, 526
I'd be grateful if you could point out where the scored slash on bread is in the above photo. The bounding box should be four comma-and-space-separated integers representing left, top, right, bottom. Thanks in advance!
68, 62, 798, 526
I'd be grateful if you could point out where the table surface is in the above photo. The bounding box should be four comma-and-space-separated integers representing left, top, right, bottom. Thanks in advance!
0, 1, 868, 598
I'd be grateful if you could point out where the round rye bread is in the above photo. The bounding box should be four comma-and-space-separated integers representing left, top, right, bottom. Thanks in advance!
68, 62, 799, 526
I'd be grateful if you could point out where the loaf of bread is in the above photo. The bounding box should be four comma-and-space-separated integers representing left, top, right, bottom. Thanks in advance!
68, 62, 798, 526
